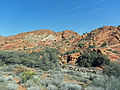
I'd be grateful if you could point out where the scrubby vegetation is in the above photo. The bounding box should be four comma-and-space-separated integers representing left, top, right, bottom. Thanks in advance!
112, 50, 119, 54
20, 70, 36, 83
0, 48, 59, 71
0, 63, 120, 90
103, 62, 120, 78
89, 75, 120, 90
77, 52, 110, 67
0, 49, 119, 90
88, 44, 96, 48
100, 42, 107, 47
78, 43, 84, 48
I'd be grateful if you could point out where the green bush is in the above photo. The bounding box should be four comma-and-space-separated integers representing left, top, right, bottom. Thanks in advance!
27, 85, 40, 90
47, 85, 58, 90
0, 45, 2, 48
0, 51, 29, 65
0, 48, 60, 71
6, 82, 18, 90
86, 86, 104, 90
37, 48, 60, 71
98, 27, 103, 30
77, 52, 110, 67
21, 70, 36, 83
62, 64, 67, 69
60, 82, 82, 90
78, 43, 84, 48
100, 42, 107, 47
89, 75, 120, 90
65, 40, 70, 43
108, 49, 112, 51
112, 50, 119, 54
103, 62, 120, 78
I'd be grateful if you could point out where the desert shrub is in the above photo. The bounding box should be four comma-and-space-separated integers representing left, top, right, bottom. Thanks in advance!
65, 40, 70, 43
40, 78, 52, 87
108, 49, 112, 51
62, 70, 83, 77
6, 82, 18, 90
27, 85, 40, 90
0, 76, 5, 83
78, 43, 84, 48
40, 72, 64, 87
103, 62, 120, 78
0, 51, 30, 65
27, 48, 60, 71
77, 52, 110, 67
20, 70, 36, 83
37, 48, 60, 71
85, 34, 92, 40
0, 45, 2, 48
51, 73, 64, 86
100, 42, 107, 47
32, 76, 40, 84
47, 70, 54, 74
98, 27, 103, 30
62, 64, 67, 69
60, 82, 82, 90
83, 32, 87, 35
47, 85, 58, 90
25, 80, 35, 87
0, 84, 8, 90
92, 33, 96, 35
89, 75, 120, 90
67, 74, 89, 86
64, 51, 72, 55
86, 86, 104, 90
0, 75, 14, 83
62, 69, 99, 78
84, 48, 90, 51
25, 76, 40, 87
0, 48, 60, 71
112, 50, 119, 54
1, 66, 15, 72
0, 61, 5, 66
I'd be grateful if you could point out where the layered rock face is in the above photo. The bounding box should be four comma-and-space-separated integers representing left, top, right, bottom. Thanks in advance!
90, 26, 120, 45
88, 26, 120, 62
0, 26, 120, 65
0, 29, 81, 52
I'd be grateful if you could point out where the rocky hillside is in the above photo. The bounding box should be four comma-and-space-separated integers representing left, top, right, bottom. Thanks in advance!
0, 26, 120, 65
0, 29, 81, 52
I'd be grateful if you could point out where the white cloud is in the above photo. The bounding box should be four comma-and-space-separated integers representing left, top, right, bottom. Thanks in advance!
50, 0, 105, 16
90, 7, 104, 15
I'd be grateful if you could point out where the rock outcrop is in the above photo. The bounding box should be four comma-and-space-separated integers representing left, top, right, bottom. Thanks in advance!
0, 26, 120, 65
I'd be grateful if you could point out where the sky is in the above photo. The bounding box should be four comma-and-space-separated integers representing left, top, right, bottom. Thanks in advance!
0, 0, 120, 36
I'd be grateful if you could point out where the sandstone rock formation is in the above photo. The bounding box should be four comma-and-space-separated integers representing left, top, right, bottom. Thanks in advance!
0, 26, 120, 65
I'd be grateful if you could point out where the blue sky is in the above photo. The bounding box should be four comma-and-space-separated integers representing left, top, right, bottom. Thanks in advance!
0, 0, 120, 36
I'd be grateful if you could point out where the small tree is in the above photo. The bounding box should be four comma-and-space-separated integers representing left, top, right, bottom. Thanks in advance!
100, 42, 107, 47
77, 52, 110, 67
78, 43, 84, 48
